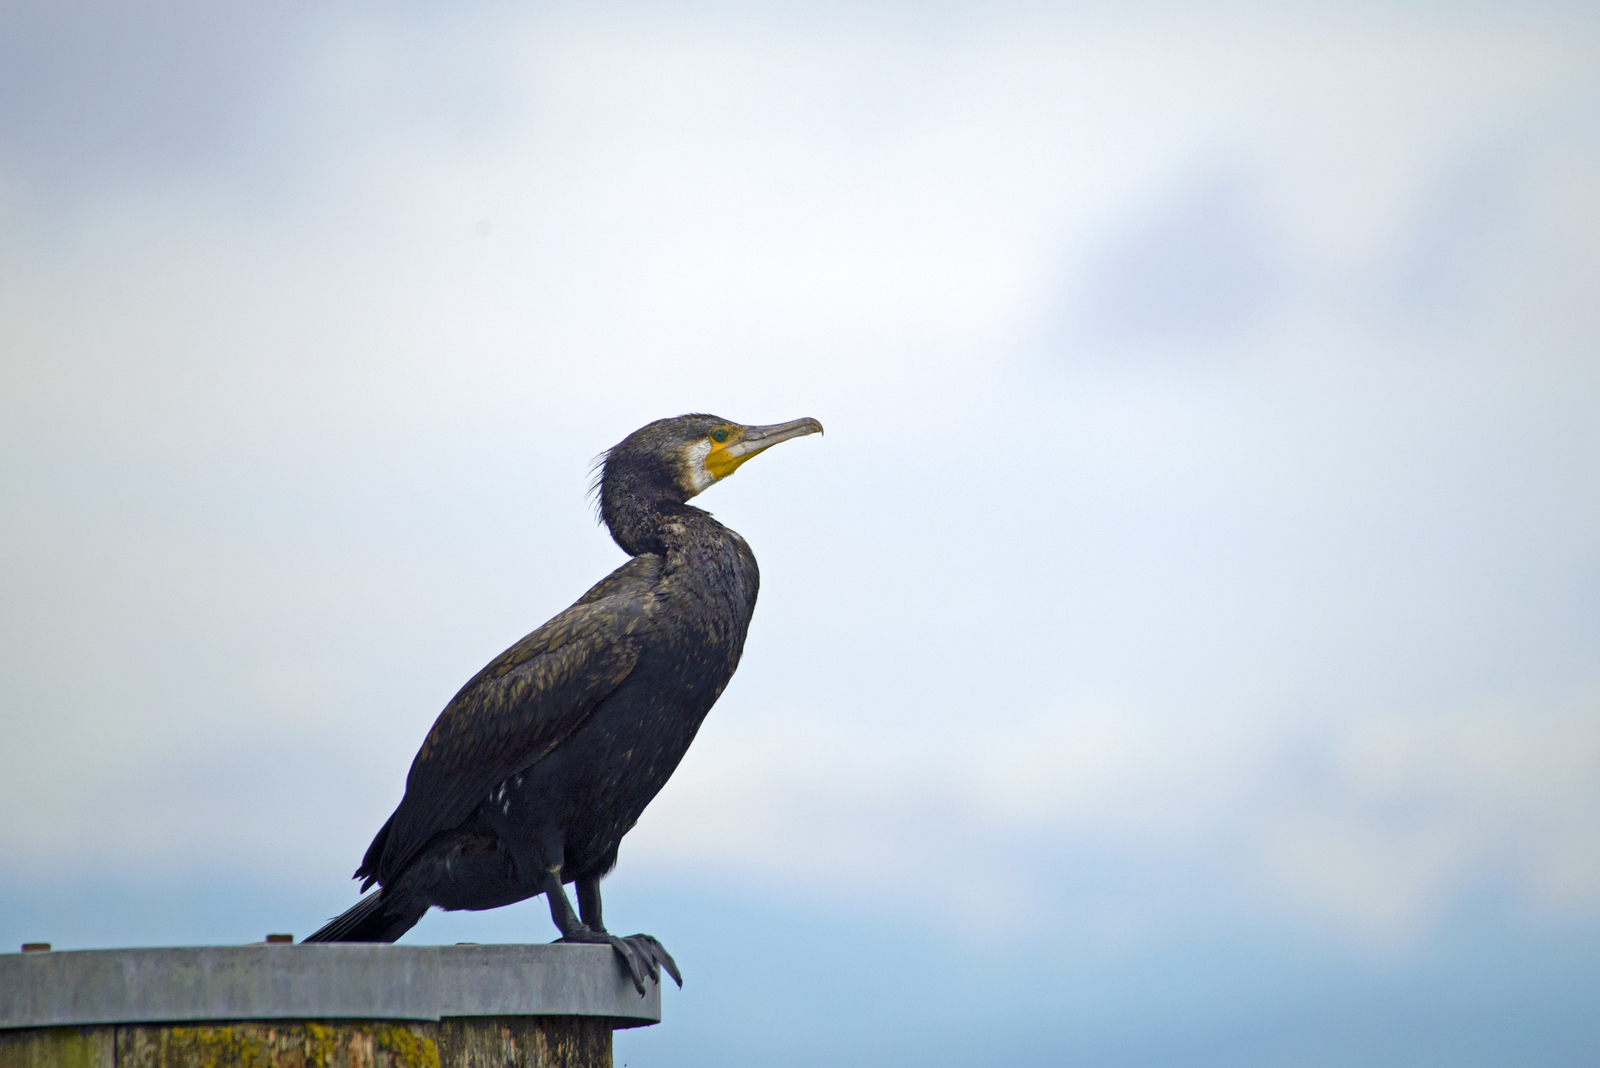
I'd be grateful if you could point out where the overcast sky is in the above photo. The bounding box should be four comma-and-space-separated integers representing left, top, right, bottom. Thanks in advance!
3, 2, 1598, 1064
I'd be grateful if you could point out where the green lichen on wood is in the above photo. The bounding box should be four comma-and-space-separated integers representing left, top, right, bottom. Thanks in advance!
372, 1023, 440, 1068
110, 1021, 442, 1068
300, 1022, 335, 1066
7, 1018, 590, 1068
0, 1026, 114, 1068
123, 1025, 270, 1068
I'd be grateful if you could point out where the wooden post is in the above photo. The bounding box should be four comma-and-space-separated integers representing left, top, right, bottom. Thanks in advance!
0, 944, 659, 1068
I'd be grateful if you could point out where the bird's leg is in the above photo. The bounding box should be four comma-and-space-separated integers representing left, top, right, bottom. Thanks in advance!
487, 822, 675, 990
539, 865, 586, 938
544, 868, 681, 994
577, 876, 606, 932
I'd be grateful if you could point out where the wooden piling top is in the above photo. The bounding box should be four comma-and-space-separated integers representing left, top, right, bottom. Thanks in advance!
0, 943, 661, 1031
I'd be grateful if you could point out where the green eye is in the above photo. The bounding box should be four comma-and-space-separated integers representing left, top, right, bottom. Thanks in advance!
711, 428, 728, 443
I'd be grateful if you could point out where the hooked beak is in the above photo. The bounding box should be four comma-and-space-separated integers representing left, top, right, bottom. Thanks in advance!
706, 417, 824, 481
728, 417, 824, 456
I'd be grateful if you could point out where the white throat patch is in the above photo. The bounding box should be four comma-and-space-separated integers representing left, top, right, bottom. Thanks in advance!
682, 439, 715, 496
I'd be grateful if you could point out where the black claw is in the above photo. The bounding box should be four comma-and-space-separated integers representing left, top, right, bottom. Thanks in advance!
613, 937, 648, 995
627, 933, 682, 988
558, 928, 680, 994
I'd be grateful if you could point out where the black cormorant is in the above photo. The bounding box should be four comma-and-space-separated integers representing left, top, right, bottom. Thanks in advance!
302, 414, 823, 992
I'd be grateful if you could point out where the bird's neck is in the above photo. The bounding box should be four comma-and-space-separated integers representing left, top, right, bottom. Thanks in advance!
606, 497, 718, 558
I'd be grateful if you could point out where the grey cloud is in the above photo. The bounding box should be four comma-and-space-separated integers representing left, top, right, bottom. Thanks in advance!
1082, 178, 1287, 344
0, 0, 318, 188
1388, 150, 1521, 321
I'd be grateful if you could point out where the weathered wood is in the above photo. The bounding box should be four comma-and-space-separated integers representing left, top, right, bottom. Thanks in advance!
115, 1021, 442, 1068
0, 1026, 113, 1068
0, 1017, 612, 1068
434, 1016, 611, 1068
0, 943, 642, 1068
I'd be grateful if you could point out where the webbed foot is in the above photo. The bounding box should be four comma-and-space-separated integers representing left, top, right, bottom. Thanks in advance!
558, 928, 682, 995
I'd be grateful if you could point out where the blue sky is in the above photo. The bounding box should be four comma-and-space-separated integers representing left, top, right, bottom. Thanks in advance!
3, 2, 1599, 1064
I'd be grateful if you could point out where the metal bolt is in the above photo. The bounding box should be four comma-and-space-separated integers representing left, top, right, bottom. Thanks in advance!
22, 943, 50, 953
265, 934, 294, 944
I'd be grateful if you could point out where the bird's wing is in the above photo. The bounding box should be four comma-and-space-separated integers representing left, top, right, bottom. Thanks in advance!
374, 586, 651, 882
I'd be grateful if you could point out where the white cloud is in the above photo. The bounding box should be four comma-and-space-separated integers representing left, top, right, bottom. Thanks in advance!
1258, 701, 1600, 938
624, 693, 1600, 945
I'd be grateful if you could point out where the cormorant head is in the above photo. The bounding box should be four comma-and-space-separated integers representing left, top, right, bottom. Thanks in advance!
598, 414, 823, 552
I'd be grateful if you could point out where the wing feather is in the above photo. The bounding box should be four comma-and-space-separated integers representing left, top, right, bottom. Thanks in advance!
371, 580, 652, 884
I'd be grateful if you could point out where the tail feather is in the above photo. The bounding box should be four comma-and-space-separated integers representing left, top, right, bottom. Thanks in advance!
300, 889, 428, 943
355, 813, 394, 891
